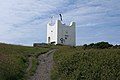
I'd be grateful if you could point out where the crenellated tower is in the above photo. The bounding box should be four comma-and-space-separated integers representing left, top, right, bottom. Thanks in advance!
47, 15, 76, 46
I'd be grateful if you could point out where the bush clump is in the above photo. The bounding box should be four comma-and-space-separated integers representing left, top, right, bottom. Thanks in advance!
83, 42, 115, 49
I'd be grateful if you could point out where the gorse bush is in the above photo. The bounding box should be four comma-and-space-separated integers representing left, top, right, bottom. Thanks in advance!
52, 46, 120, 80
83, 42, 114, 49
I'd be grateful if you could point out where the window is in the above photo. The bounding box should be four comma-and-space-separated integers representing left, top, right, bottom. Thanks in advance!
66, 30, 68, 34
51, 30, 53, 32
65, 35, 69, 39
48, 37, 50, 42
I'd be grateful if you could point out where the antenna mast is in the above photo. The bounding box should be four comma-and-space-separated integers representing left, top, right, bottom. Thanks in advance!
59, 13, 63, 21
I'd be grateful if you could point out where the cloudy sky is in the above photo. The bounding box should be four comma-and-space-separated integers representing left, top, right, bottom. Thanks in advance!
0, 0, 120, 46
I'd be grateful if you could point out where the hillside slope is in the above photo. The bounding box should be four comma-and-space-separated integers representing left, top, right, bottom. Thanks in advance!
52, 46, 120, 80
0, 44, 120, 80
0, 43, 49, 80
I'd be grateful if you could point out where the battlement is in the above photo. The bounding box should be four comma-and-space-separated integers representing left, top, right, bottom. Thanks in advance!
47, 20, 76, 46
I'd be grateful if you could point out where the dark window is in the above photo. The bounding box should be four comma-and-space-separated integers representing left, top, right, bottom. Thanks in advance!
66, 30, 68, 34
65, 35, 69, 39
48, 37, 50, 42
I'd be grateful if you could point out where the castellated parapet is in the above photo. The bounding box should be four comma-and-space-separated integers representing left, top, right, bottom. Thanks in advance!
47, 20, 76, 46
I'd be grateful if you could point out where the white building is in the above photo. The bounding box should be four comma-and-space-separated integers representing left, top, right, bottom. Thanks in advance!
47, 19, 76, 46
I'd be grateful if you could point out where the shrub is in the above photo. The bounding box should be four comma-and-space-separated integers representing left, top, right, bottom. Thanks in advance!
83, 42, 113, 49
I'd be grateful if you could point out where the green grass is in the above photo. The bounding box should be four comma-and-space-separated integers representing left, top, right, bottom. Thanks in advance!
0, 43, 120, 80
0, 43, 49, 80
52, 46, 120, 80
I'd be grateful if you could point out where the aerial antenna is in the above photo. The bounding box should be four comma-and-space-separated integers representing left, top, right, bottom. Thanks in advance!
59, 13, 63, 21
58, 10, 63, 21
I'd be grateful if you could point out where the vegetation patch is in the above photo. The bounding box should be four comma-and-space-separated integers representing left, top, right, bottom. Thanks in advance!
52, 45, 120, 80
0, 43, 49, 80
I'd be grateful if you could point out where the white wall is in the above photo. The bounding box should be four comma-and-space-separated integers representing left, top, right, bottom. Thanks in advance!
47, 21, 57, 44
47, 20, 76, 46
57, 20, 76, 46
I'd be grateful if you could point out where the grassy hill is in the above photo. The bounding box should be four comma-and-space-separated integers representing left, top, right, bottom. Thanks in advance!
0, 43, 120, 80
0, 43, 49, 80
52, 46, 120, 80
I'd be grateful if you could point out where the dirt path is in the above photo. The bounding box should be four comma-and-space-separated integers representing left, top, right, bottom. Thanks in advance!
31, 49, 56, 80
26, 57, 32, 72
